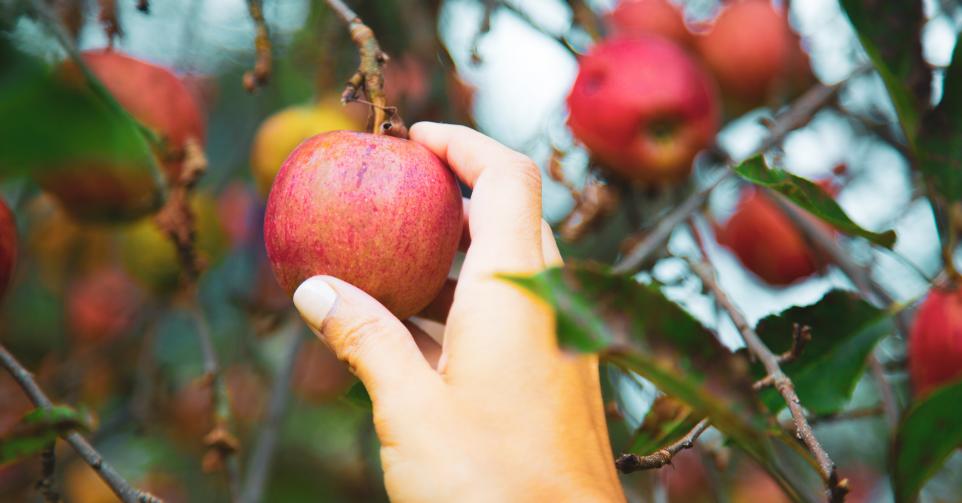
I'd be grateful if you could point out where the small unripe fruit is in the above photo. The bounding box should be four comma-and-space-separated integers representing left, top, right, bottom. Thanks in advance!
716, 187, 823, 286
607, 0, 692, 48
0, 199, 16, 300
696, 0, 810, 112
264, 131, 463, 319
250, 100, 359, 197
909, 285, 962, 397
120, 193, 228, 294
567, 36, 719, 183
38, 50, 205, 223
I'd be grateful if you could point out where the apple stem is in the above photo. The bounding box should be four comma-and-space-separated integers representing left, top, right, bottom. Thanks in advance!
326, 0, 398, 136
242, 0, 272, 93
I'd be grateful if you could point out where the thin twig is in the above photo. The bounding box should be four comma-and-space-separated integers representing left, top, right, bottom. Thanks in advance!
614, 418, 710, 473
613, 78, 848, 275
500, 1, 579, 55
325, 0, 394, 135
0, 344, 161, 503
36, 443, 59, 502
778, 324, 812, 365
469, 0, 496, 65
686, 257, 847, 503
242, 0, 272, 92
238, 330, 307, 503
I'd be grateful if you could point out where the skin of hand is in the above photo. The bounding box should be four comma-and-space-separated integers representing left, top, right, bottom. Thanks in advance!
292, 122, 626, 502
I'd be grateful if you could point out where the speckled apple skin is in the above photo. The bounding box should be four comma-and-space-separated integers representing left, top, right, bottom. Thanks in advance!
264, 131, 463, 319
567, 36, 719, 183
909, 286, 962, 397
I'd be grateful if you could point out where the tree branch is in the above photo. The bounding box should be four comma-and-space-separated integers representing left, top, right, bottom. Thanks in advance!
325, 0, 396, 135
614, 418, 710, 473
686, 256, 847, 503
36, 442, 59, 502
242, 0, 272, 92
613, 78, 848, 275
238, 330, 307, 503
0, 344, 161, 503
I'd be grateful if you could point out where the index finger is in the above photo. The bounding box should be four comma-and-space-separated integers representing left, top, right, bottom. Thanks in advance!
409, 122, 544, 275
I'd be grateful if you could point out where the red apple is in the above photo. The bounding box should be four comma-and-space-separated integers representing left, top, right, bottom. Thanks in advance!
264, 131, 462, 319
66, 267, 142, 344
38, 50, 205, 223
909, 284, 962, 397
715, 187, 825, 286
606, 0, 693, 48
0, 198, 15, 300
567, 36, 720, 184
696, 0, 810, 112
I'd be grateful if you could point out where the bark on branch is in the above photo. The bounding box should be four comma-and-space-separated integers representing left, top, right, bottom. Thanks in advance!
614, 418, 710, 473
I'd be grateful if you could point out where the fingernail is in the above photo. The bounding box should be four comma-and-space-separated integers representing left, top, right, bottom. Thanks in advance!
293, 276, 338, 331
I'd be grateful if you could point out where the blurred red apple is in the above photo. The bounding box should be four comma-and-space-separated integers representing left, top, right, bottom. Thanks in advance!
66, 268, 142, 344
264, 131, 462, 319
37, 50, 205, 223
696, 0, 811, 113
731, 467, 790, 503
217, 181, 259, 248
715, 186, 826, 286
909, 284, 962, 397
0, 198, 15, 300
292, 338, 353, 403
567, 36, 719, 184
606, 0, 693, 48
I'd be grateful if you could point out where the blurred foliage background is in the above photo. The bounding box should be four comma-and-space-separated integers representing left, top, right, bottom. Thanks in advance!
0, 0, 961, 502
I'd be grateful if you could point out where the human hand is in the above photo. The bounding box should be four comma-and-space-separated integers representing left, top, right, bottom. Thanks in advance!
292, 122, 625, 502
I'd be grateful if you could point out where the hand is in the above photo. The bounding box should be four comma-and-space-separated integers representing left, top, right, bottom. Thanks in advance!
292, 122, 625, 502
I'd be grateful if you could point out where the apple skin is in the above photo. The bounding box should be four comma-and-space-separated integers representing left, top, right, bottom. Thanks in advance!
606, 0, 692, 48
716, 187, 824, 286
250, 100, 359, 197
264, 131, 463, 319
909, 285, 962, 397
66, 268, 142, 344
0, 199, 15, 300
567, 36, 720, 184
37, 50, 205, 223
695, 0, 810, 113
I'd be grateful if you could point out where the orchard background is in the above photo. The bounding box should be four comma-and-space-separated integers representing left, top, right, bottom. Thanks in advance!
0, 0, 961, 501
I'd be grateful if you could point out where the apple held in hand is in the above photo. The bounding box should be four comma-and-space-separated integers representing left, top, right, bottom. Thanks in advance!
264, 131, 463, 319
606, 0, 692, 48
37, 50, 205, 223
250, 99, 359, 197
0, 199, 15, 300
716, 187, 825, 286
567, 36, 719, 184
909, 285, 962, 397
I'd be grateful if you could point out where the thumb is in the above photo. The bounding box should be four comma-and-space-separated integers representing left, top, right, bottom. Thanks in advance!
293, 276, 437, 399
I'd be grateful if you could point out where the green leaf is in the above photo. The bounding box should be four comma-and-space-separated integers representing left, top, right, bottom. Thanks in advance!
917, 41, 962, 202
0, 405, 88, 463
891, 379, 962, 503
503, 265, 814, 502
733, 155, 897, 248
0, 37, 159, 182
839, 0, 928, 146
754, 290, 893, 415
343, 381, 372, 410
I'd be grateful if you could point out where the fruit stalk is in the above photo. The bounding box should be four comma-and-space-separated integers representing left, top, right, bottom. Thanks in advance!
687, 256, 848, 503
325, 0, 392, 135
0, 343, 162, 503
242, 0, 272, 92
